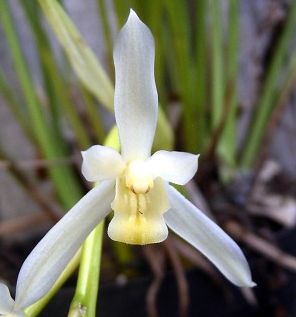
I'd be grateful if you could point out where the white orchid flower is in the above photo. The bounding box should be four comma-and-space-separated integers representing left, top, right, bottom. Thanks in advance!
0, 9, 255, 317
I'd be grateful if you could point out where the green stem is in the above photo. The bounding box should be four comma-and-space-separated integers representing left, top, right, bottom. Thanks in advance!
68, 223, 104, 317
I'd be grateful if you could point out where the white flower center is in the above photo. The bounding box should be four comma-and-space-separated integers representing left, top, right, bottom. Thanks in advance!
125, 160, 153, 194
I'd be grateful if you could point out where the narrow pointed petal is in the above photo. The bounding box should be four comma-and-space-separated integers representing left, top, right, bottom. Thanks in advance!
165, 186, 256, 287
114, 9, 158, 160
14, 181, 115, 310
81, 145, 125, 182
0, 283, 14, 314
148, 151, 199, 185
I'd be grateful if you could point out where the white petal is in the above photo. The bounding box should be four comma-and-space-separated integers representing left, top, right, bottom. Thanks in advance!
14, 181, 115, 310
114, 9, 158, 161
0, 282, 14, 314
81, 145, 125, 182
148, 151, 199, 185
165, 186, 256, 287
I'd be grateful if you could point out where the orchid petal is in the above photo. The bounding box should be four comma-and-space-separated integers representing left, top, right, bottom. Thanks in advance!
148, 151, 199, 185
81, 145, 125, 182
165, 186, 256, 287
0, 283, 14, 314
14, 180, 115, 310
114, 9, 158, 161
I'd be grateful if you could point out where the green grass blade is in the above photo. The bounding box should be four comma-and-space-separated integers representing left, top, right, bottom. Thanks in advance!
164, 0, 198, 152
140, 0, 167, 108
240, 1, 296, 168
258, 52, 296, 161
39, 0, 114, 111
113, 0, 130, 27
97, 0, 114, 76
81, 87, 106, 144
0, 1, 83, 208
194, 0, 207, 151
20, 0, 62, 134
218, 0, 239, 166
209, 0, 224, 130
22, 0, 92, 149
0, 68, 33, 139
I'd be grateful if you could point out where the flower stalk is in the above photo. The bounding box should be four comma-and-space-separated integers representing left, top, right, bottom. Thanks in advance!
69, 129, 120, 317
